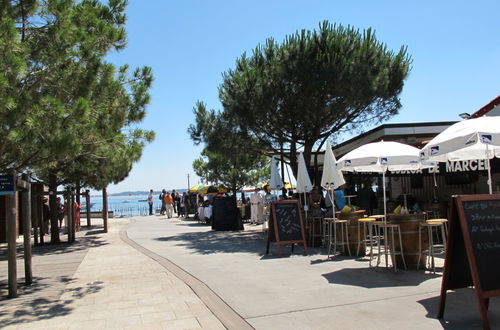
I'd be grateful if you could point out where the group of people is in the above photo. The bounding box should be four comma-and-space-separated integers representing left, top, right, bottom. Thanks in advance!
246, 184, 367, 225
147, 189, 190, 218
41, 196, 82, 233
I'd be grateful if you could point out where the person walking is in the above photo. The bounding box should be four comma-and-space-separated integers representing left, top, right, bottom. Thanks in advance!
164, 191, 174, 218
147, 189, 154, 215
179, 192, 186, 217
249, 187, 263, 225
172, 189, 178, 214
159, 189, 166, 215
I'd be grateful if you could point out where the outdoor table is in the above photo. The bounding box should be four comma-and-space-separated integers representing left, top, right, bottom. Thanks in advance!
338, 210, 366, 257
387, 213, 427, 269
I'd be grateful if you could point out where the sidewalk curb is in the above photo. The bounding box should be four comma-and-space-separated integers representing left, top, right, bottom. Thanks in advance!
120, 220, 254, 330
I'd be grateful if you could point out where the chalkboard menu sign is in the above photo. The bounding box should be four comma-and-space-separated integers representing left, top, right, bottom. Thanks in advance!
0, 174, 15, 196
439, 194, 500, 330
211, 196, 243, 231
266, 200, 307, 257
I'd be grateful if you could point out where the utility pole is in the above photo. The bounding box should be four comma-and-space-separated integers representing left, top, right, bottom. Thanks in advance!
187, 173, 190, 191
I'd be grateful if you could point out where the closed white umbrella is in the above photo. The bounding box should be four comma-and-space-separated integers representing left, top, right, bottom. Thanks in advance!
296, 152, 313, 193
321, 140, 345, 220
269, 156, 284, 190
321, 140, 346, 190
296, 152, 313, 212
420, 116, 500, 194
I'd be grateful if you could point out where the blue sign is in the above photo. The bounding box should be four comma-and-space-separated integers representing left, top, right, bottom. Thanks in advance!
0, 174, 15, 195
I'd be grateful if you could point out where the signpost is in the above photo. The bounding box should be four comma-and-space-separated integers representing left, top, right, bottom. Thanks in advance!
266, 200, 308, 257
0, 174, 15, 195
438, 194, 500, 330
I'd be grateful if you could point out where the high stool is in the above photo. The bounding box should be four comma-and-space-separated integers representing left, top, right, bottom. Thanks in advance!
426, 218, 448, 242
418, 219, 448, 273
357, 217, 376, 264
309, 216, 324, 247
377, 223, 407, 271
369, 215, 386, 264
325, 218, 350, 258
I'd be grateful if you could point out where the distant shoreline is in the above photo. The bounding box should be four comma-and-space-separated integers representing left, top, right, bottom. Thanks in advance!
91, 189, 188, 197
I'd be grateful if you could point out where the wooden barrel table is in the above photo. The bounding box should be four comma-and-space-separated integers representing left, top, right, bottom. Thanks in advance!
387, 213, 427, 269
338, 210, 366, 257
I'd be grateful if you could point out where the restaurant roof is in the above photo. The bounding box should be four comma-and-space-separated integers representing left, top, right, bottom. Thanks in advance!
469, 95, 500, 118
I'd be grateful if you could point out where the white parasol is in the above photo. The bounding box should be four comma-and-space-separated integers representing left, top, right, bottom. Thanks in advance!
420, 116, 500, 194
296, 152, 313, 212
321, 140, 345, 218
338, 141, 426, 218
338, 141, 431, 267
269, 156, 284, 190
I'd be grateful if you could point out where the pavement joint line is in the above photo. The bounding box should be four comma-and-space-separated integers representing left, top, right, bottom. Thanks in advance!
120, 218, 254, 330
245, 290, 440, 320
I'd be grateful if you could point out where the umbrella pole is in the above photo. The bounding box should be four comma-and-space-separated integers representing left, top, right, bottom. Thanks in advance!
383, 171, 388, 268
487, 144, 493, 194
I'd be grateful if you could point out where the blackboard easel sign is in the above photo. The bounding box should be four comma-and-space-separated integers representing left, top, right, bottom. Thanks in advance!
266, 200, 308, 257
438, 194, 500, 330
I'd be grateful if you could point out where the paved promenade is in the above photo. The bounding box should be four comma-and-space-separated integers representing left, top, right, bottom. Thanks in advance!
126, 215, 500, 330
0, 219, 226, 329
1, 214, 499, 329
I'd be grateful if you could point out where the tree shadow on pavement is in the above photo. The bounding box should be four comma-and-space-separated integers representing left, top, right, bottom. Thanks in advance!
417, 289, 500, 329
0, 276, 104, 328
155, 229, 266, 255
322, 267, 441, 288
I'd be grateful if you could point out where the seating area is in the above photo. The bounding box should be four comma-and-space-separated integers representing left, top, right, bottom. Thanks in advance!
299, 210, 448, 272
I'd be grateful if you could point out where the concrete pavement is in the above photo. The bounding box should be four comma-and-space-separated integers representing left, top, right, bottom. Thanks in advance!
0, 219, 226, 329
1, 214, 499, 329
126, 215, 500, 330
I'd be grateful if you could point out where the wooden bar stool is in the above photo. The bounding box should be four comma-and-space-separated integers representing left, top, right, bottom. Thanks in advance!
325, 218, 350, 258
377, 223, 407, 271
357, 217, 376, 264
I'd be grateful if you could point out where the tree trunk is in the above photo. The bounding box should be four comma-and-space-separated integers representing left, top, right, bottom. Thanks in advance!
102, 187, 108, 233
49, 171, 60, 243
75, 182, 81, 205
289, 141, 298, 178
313, 136, 330, 186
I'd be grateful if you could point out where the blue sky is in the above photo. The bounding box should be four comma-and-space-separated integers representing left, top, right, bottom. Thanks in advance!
105, 0, 500, 193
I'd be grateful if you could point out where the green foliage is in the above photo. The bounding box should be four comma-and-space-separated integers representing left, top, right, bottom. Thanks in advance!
0, 0, 154, 190
188, 101, 269, 192
219, 21, 412, 177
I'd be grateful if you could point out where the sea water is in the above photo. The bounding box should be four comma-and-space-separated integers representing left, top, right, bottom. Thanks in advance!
83, 193, 166, 217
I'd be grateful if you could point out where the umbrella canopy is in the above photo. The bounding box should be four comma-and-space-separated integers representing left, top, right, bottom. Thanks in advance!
338, 141, 423, 172
321, 140, 345, 190
188, 184, 206, 193
260, 181, 295, 190
337, 140, 429, 268
296, 152, 313, 193
420, 116, 500, 162
197, 185, 228, 194
420, 116, 500, 194
338, 141, 430, 221
269, 156, 284, 190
